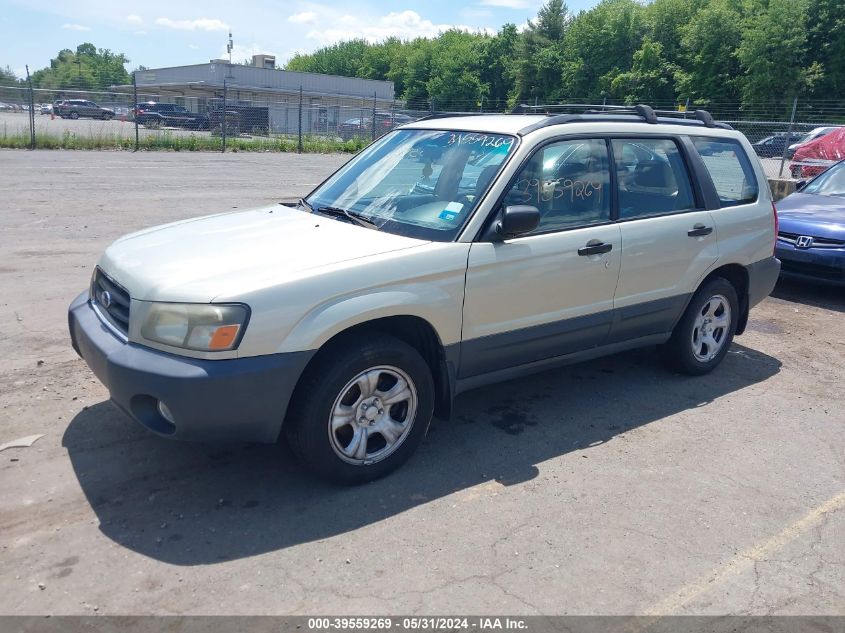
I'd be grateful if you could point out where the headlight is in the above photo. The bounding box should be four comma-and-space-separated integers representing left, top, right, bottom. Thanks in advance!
140, 303, 249, 352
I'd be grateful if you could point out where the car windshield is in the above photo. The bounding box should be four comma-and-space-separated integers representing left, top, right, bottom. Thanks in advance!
801, 160, 845, 197
304, 129, 518, 241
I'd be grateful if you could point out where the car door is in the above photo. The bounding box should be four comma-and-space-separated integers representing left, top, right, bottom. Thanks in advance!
607, 137, 719, 344
460, 138, 622, 378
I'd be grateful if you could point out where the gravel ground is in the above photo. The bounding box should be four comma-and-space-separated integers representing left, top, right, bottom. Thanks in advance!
0, 150, 843, 616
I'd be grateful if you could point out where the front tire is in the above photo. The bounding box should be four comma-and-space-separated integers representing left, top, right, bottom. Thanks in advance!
663, 277, 738, 375
285, 334, 434, 484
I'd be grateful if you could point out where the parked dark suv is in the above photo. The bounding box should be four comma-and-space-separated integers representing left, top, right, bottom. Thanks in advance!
134, 103, 209, 130
55, 99, 115, 120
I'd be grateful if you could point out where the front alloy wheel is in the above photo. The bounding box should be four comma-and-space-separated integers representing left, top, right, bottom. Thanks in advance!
328, 366, 417, 465
286, 334, 434, 484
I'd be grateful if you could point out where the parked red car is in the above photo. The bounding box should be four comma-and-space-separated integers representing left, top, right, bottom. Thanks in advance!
790, 127, 845, 179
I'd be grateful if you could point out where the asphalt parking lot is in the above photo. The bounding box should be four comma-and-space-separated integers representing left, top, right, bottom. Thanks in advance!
1, 150, 843, 616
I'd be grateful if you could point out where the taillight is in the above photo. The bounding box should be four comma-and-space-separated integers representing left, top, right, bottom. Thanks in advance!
772, 201, 779, 255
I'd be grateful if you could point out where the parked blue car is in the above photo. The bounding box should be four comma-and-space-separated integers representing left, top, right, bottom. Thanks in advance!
776, 160, 845, 284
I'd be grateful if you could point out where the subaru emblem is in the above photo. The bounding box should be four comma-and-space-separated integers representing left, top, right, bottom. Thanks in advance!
795, 235, 814, 249
98, 289, 113, 309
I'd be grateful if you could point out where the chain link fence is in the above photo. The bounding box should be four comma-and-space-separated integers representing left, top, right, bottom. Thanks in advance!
3, 80, 844, 180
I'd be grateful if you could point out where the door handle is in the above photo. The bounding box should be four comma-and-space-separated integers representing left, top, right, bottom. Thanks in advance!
578, 242, 613, 256
688, 224, 713, 237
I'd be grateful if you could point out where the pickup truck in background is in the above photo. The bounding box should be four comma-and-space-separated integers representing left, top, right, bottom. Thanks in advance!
134, 103, 210, 130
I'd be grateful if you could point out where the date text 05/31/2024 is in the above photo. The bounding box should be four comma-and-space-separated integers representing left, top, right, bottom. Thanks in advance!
307, 617, 529, 630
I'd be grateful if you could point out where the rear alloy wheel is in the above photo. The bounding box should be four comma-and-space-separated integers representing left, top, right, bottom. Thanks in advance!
286, 334, 434, 484
69, 111, 79, 120
664, 277, 738, 375
690, 295, 731, 363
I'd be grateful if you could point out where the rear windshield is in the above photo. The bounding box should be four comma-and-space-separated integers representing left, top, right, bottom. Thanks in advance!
692, 137, 759, 207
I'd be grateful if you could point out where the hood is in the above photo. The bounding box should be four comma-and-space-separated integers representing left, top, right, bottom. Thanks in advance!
776, 193, 845, 241
100, 205, 428, 302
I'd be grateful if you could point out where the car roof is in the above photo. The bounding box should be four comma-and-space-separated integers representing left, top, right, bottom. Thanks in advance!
403, 113, 735, 138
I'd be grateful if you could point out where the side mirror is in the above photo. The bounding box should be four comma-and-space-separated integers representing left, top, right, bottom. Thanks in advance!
495, 205, 540, 239
795, 179, 808, 191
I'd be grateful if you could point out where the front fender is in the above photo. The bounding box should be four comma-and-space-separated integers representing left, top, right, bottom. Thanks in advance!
278, 286, 459, 354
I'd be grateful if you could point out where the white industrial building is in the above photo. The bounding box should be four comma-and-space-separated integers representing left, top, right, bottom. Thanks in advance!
123, 55, 395, 135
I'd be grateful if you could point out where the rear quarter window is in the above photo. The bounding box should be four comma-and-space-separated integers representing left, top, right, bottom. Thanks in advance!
692, 137, 759, 207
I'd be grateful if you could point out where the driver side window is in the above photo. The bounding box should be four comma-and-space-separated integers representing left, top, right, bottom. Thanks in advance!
506, 139, 611, 233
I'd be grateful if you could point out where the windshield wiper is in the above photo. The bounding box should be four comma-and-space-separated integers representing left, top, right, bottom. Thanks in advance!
297, 198, 313, 213
315, 205, 378, 230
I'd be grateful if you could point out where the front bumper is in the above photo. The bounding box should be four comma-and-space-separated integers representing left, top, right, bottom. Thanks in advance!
776, 244, 845, 285
68, 292, 314, 443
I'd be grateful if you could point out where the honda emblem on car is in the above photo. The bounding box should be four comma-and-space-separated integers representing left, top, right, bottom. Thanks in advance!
795, 235, 814, 249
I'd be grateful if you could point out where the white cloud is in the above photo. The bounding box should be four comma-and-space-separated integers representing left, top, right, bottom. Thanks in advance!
126, 14, 143, 25
303, 10, 496, 46
189, 44, 199, 50
155, 17, 229, 31
135, 30, 148, 36
288, 11, 317, 25
61, 23, 91, 31
478, 0, 533, 7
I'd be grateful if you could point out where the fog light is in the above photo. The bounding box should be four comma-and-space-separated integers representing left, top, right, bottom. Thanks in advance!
157, 400, 176, 425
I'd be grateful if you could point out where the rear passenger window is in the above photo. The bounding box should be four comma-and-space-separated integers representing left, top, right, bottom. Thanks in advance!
692, 137, 759, 207
612, 139, 696, 219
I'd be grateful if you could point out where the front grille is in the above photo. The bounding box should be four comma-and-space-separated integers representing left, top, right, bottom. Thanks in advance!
781, 259, 845, 281
91, 268, 131, 336
778, 231, 845, 249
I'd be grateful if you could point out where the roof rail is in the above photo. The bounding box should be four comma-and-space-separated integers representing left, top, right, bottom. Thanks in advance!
408, 103, 731, 133
415, 111, 490, 122
515, 103, 729, 134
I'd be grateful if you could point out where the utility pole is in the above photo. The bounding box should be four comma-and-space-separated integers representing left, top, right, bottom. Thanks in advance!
132, 71, 139, 151
25, 65, 35, 149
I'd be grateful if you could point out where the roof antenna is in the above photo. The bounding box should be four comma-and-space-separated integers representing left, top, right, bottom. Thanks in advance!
227, 31, 233, 64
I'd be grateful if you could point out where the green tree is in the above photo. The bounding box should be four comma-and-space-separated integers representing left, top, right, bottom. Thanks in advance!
561, 0, 647, 101
425, 31, 488, 109
0, 65, 21, 85
513, 0, 568, 104
29, 43, 129, 90
285, 40, 368, 77
644, 0, 706, 65
611, 37, 676, 103
479, 24, 519, 109
736, 0, 816, 106
675, 0, 743, 104
805, 0, 845, 97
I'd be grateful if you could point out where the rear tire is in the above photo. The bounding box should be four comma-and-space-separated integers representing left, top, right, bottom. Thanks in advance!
285, 334, 434, 484
663, 277, 738, 376
69, 111, 79, 120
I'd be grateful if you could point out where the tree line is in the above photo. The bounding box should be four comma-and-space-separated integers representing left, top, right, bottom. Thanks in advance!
2, 44, 130, 92
285, 0, 845, 114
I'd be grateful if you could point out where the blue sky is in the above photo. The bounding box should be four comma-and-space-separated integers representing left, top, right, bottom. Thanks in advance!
3, 0, 600, 78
